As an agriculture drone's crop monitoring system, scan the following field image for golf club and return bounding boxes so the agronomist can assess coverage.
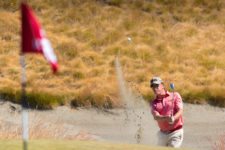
[169,83,175,124]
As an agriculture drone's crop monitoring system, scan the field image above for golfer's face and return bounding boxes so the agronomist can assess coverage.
[152,84,164,95]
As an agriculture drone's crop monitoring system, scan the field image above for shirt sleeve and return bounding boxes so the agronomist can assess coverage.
[150,101,159,116]
[174,92,183,110]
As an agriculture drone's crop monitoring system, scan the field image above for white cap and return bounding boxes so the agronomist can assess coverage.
[150,77,163,87]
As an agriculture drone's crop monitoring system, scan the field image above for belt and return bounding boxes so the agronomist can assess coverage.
[161,125,183,134]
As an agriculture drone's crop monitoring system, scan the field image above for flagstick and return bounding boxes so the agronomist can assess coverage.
[20,54,28,150]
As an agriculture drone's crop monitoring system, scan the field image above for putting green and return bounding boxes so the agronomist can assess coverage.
[0,140,184,150]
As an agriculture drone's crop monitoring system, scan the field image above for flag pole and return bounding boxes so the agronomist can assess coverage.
[20,1,29,149]
[20,0,58,149]
[20,54,28,150]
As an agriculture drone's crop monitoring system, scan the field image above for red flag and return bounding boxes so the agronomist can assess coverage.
[21,2,58,73]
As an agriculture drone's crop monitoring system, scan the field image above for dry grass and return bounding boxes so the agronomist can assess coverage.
[0,0,224,108]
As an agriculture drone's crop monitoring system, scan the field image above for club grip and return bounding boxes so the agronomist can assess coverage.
[170,83,175,90]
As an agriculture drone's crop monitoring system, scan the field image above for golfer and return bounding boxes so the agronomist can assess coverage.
[150,77,184,148]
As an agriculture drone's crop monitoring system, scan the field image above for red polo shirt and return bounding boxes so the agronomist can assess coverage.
[151,91,183,132]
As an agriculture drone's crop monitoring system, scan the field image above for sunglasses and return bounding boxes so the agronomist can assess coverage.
[151,84,159,88]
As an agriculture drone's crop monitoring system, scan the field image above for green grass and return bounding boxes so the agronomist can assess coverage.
[0,140,181,150]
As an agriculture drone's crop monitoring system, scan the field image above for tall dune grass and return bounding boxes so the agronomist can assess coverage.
[0,0,224,109]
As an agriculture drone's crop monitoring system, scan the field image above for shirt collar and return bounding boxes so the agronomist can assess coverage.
[156,91,170,100]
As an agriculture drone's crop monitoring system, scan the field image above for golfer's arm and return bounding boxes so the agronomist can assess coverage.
[152,109,183,122]
[173,109,183,121]
[153,112,169,122]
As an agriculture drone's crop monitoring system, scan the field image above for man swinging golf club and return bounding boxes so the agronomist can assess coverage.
[150,77,184,148]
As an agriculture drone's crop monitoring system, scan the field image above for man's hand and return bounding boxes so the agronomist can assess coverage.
[153,114,173,123]
[168,116,175,124]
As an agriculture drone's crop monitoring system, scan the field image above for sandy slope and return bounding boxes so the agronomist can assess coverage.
[0,101,224,150]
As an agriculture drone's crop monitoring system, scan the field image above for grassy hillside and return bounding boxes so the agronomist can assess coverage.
[0,0,224,109]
